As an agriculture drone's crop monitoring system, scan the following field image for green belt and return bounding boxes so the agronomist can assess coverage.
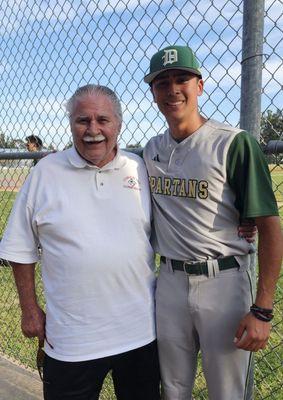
[160,256,239,276]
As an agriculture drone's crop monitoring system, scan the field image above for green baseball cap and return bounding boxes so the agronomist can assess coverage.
[144,45,202,84]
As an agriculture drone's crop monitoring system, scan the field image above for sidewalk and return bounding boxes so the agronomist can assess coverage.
[0,356,43,399]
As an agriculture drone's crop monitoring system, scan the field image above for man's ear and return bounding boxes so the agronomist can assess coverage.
[197,79,204,96]
[150,86,157,103]
[117,122,122,135]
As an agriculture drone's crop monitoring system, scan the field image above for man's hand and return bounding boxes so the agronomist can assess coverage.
[21,304,46,342]
[238,220,257,243]
[11,262,46,342]
[234,312,271,352]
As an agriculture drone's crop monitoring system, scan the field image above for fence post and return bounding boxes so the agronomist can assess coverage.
[240,2,265,398]
[240,0,265,140]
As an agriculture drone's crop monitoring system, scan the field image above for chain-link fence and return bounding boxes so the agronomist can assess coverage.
[0,0,282,399]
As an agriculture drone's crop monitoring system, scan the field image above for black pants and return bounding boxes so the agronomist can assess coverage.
[43,340,160,400]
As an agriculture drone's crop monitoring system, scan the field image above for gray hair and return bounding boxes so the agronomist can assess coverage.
[66,84,122,124]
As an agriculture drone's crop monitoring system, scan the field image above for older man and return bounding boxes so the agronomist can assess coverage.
[0,85,160,400]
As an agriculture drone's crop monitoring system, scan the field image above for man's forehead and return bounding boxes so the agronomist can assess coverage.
[154,69,196,81]
[73,94,113,113]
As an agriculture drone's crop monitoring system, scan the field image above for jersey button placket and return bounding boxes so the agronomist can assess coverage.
[169,148,184,171]
[168,147,177,171]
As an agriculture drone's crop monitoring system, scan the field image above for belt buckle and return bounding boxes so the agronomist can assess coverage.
[183,260,201,276]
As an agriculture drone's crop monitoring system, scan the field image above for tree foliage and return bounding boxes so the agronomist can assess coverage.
[0,132,26,149]
[126,142,142,148]
[260,109,283,144]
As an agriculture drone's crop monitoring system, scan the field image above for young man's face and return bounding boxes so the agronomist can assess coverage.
[151,69,203,125]
[70,94,121,168]
[26,141,38,152]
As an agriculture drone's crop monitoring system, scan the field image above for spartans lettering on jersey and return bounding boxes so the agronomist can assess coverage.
[149,176,208,199]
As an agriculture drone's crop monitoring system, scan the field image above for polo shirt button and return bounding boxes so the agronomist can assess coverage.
[175,159,181,165]
[100,182,104,186]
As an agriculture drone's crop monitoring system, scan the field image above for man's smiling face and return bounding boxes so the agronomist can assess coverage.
[151,69,203,126]
[70,94,121,167]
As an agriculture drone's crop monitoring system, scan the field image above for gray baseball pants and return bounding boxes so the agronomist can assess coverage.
[156,257,254,400]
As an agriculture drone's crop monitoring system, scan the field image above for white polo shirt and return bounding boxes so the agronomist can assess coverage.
[0,146,156,361]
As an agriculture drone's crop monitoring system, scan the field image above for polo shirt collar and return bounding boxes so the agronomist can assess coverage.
[67,145,127,171]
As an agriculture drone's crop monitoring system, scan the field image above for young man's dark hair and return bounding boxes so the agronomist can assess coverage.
[26,135,43,151]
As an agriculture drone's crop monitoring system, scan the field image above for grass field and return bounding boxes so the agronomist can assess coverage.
[270,165,283,220]
[0,191,16,237]
[0,165,282,399]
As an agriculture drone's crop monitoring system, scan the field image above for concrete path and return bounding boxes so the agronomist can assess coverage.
[0,356,43,399]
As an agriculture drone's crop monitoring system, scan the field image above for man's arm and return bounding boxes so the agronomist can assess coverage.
[255,216,282,308]
[234,215,282,351]
[11,262,45,342]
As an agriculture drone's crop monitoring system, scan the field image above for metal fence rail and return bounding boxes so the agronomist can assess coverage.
[0,0,282,399]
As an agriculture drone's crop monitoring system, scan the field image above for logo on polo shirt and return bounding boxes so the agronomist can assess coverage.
[123,176,141,191]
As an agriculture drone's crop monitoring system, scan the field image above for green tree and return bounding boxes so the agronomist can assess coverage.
[0,132,11,148]
[260,109,283,144]
[10,138,26,149]
[126,142,142,149]
[0,132,25,149]
[64,140,73,150]
[47,142,56,151]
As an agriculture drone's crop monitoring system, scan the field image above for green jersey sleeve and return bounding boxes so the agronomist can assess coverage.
[227,131,278,219]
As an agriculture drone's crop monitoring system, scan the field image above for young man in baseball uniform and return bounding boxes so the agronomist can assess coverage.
[143,45,282,400]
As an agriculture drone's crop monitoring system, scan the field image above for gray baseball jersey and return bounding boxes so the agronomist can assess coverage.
[143,119,278,261]
[143,118,278,399]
